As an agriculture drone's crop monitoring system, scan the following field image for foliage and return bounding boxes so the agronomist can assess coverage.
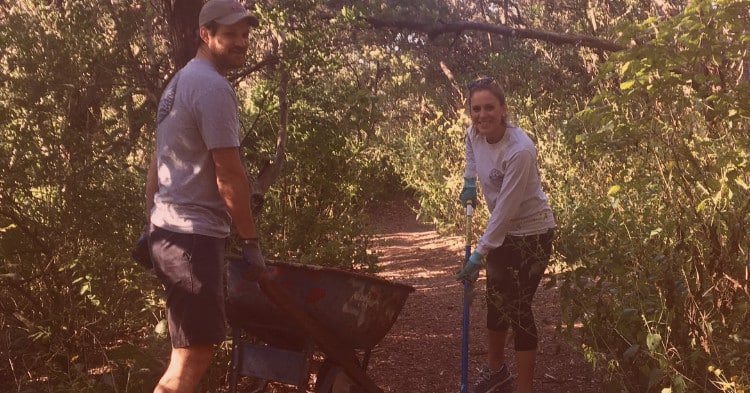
[0,1,166,391]
[559,1,750,391]
[392,113,473,232]
[3,0,749,392]
[237,1,407,271]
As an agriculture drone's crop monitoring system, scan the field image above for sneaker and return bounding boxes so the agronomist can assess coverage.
[473,363,512,393]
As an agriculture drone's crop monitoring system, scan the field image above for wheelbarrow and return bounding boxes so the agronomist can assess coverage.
[226,257,414,393]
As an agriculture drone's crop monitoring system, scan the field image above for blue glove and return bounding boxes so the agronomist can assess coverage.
[455,251,483,283]
[240,238,267,281]
[459,177,478,207]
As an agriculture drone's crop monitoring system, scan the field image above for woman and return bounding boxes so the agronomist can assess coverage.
[456,76,556,393]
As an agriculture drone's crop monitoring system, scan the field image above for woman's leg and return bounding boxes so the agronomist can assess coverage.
[512,230,554,393]
[509,272,542,393]
[485,248,515,370]
[487,328,508,369]
[479,250,516,393]
[515,350,536,393]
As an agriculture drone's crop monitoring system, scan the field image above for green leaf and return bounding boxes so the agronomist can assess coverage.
[620,80,636,90]
[648,367,664,389]
[155,319,169,337]
[696,199,709,212]
[623,344,639,361]
[619,61,633,75]
[647,333,662,351]
[672,375,687,393]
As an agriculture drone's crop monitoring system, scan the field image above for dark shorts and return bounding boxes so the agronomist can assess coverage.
[485,229,554,351]
[149,226,227,348]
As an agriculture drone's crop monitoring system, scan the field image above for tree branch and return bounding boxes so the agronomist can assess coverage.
[363,17,626,52]
[250,32,288,215]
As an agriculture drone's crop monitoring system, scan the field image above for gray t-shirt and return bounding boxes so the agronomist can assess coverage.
[150,59,241,238]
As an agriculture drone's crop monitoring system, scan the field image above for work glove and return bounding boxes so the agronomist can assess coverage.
[240,238,267,281]
[459,177,478,207]
[455,251,483,283]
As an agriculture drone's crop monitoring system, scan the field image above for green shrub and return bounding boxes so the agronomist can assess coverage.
[558,1,750,391]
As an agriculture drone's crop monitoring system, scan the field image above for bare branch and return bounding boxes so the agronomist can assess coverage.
[364,17,626,52]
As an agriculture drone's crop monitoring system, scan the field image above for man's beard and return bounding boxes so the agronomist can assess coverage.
[214,47,246,70]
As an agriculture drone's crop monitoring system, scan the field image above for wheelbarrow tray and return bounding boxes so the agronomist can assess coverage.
[226,258,414,351]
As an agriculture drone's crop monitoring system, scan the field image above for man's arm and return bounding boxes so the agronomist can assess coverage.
[211,146,258,239]
[145,151,158,222]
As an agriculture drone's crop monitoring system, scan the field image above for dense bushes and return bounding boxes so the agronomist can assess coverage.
[560,2,750,391]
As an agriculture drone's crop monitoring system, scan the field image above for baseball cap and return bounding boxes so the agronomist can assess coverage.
[199,0,259,27]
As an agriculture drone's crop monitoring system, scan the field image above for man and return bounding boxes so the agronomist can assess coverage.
[145,1,264,391]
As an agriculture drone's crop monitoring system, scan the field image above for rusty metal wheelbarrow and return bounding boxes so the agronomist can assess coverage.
[226,258,414,393]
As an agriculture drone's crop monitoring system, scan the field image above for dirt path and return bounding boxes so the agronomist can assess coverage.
[364,200,602,393]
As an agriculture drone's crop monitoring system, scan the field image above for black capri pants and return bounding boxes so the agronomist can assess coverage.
[485,229,554,351]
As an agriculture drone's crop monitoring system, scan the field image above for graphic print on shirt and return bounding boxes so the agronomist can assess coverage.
[489,168,504,191]
[157,74,180,125]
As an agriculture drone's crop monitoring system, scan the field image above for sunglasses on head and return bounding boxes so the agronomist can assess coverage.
[468,76,496,91]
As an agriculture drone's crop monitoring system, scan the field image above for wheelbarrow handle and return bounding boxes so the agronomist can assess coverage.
[258,275,384,393]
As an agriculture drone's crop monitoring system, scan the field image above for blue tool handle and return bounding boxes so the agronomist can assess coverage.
[460,202,473,393]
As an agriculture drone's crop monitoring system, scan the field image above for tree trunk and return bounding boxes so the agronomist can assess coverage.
[166,0,202,69]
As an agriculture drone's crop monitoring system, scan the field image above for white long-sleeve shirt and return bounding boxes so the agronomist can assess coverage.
[464,125,556,255]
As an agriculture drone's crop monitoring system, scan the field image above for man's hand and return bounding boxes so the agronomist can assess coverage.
[240,238,266,281]
[455,251,483,283]
[459,177,478,207]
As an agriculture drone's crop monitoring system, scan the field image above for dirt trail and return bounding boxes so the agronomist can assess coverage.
[364,200,602,393]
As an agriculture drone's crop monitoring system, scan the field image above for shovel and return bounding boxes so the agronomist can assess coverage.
[460,202,475,393]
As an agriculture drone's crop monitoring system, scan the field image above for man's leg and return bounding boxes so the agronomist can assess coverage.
[149,228,227,393]
[154,345,213,393]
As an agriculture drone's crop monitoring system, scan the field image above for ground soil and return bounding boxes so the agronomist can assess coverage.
[258,199,601,393]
